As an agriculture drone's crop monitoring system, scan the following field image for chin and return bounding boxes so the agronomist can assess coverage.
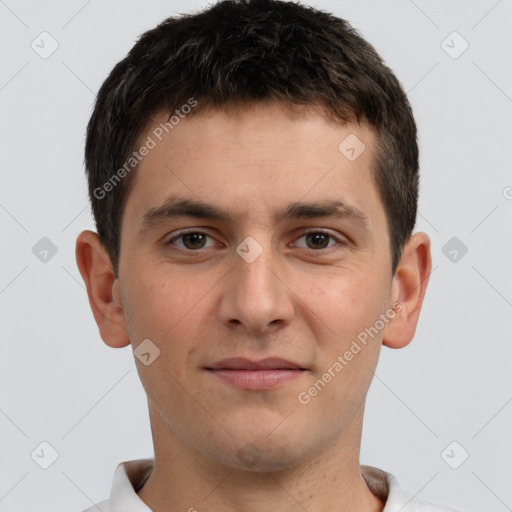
[214,426,312,473]
[231,441,302,472]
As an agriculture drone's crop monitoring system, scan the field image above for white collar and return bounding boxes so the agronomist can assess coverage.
[84,459,459,512]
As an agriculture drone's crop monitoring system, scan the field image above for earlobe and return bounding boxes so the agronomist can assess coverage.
[75,230,131,348]
[382,232,432,349]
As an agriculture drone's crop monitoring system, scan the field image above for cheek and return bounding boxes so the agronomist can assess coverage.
[300,276,385,412]
[122,266,214,379]
[299,270,386,345]
[125,265,204,335]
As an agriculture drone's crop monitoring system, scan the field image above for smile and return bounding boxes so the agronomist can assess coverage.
[205,357,307,390]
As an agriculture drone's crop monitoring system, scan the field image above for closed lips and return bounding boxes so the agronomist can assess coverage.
[206,357,306,370]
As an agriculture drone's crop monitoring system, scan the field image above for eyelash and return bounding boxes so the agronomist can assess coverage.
[166,228,345,252]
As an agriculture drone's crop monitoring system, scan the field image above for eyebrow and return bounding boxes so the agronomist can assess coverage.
[139,196,370,235]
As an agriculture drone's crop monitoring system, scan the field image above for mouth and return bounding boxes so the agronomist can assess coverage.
[205,357,307,390]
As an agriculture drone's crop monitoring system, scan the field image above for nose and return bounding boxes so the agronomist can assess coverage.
[217,242,295,336]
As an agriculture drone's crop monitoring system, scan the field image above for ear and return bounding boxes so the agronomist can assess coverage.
[75,230,130,348]
[382,232,432,349]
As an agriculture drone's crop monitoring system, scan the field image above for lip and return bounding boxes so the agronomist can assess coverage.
[207,357,305,370]
[205,357,307,390]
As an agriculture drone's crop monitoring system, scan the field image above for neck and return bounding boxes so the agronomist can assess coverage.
[137,402,385,512]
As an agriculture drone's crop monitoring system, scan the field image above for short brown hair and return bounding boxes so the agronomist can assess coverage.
[85,0,419,276]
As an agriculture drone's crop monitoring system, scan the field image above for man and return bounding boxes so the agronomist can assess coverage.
[76,1,461,510]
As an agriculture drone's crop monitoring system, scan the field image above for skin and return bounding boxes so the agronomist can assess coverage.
[76,102,431,512]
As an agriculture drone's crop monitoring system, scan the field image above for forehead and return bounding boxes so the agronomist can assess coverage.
[122,102,385,232]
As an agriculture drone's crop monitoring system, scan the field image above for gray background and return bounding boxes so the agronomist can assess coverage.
[1,0,511,510]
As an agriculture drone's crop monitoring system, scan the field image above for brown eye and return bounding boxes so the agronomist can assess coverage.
[294,230,339,250]
[305,232,331,249]
[168,231,216,250]
[182,233,207,249]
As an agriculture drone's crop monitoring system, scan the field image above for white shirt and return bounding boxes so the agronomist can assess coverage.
[83,459,461,512]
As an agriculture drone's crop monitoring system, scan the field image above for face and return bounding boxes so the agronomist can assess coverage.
[116,103,398,470]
